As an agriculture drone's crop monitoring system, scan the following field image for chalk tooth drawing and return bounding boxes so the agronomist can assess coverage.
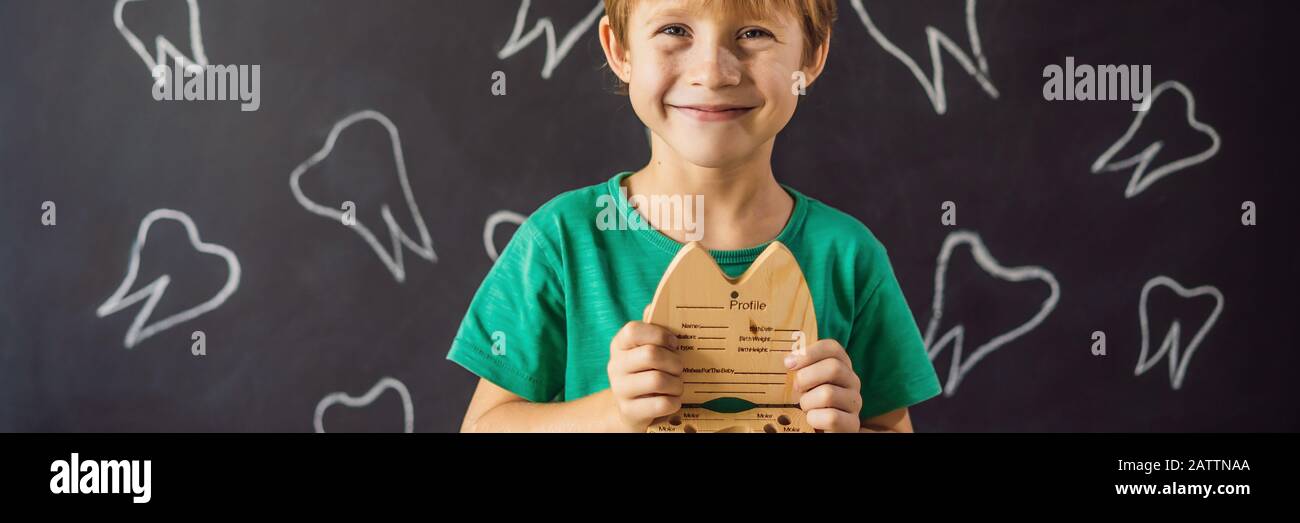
[314,377,414,433]
[923,231,1060,396]
[498,0,604,79]
[849,0,998,115]
[114,0,209,77]
[289,110,437,283]
[1091,81,1221,199]
[97,209,241,349]
[484,210,527,261]
[1136,276,1223,390]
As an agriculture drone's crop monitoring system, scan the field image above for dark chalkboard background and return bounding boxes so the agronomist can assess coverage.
[1,0,1296,432]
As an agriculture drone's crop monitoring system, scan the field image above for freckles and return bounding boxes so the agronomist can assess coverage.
[640,60,678,114]
[659,54,685,86]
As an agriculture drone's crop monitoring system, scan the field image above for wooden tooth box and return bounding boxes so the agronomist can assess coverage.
[644,241,817,433]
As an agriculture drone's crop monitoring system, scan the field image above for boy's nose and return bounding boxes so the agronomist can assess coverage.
[685,44,742,89]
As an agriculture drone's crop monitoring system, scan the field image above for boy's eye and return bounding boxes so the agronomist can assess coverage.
[740,28,774,40]
[659,25,689,37]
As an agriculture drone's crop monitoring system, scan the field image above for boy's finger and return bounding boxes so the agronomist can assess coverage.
[620,345,684,376]
[783,339,849,370]
[623,370,683,398]
[793,358,858,394]
[628,395,681,421]
[798,383,862,414]
[613,321,678,351]
[805,407,859,433]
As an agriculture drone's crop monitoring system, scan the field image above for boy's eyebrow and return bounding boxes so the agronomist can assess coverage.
[641,7,693,26]
[639,4,787,29]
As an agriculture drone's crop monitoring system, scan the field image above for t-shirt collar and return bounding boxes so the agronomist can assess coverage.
[606,170,809,264]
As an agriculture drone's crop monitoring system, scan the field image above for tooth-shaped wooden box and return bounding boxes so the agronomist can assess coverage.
[644,241,817,433]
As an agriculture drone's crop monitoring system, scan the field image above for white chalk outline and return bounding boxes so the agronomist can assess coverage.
[289,110,437,283]
[1091,81,1221,199]
[923,231,1060,396]
[114,0,209,78]
[849,0,999,115]
[498,0,605,79]
[1136,276,1223,390]
[313,377,414,433]
[484,210,527,261]
[96,209,241,349]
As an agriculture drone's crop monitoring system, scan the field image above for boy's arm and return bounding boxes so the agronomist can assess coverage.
[460,378,625,433]
[789,339,923,433]
[860,407,914,433]
[460,320,684,433]
[462,377,916,433]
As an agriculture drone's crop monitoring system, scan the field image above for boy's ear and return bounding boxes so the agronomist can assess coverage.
[598,16,633,84]
[802,29,832,88]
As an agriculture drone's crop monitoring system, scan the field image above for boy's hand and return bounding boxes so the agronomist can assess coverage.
[607,321,684,432]
[785,339,863,432]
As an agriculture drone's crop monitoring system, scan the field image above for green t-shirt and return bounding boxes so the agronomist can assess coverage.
[447,171,941,420]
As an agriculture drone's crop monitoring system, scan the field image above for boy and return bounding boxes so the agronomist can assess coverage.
[448,0,941,432]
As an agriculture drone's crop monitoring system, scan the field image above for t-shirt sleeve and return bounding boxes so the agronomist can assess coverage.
[847,252,943,420]
[445,219,567,403]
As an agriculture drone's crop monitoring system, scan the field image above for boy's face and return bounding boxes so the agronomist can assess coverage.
[602,0,825,169]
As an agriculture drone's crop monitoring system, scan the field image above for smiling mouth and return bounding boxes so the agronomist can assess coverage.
[668,104,755,122]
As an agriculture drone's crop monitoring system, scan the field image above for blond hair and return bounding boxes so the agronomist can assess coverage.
[603,0,837,90]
